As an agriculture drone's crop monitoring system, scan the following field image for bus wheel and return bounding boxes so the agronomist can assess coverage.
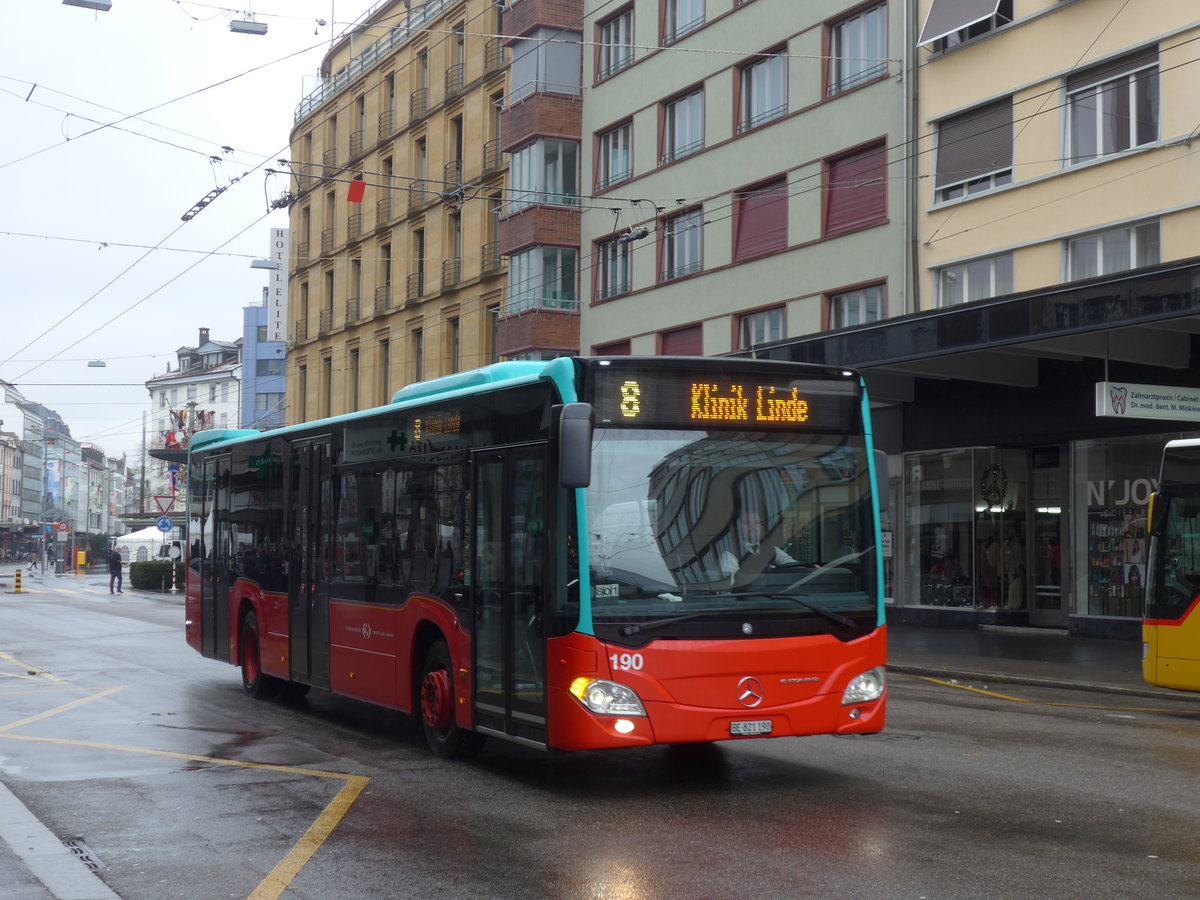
[420,641,484,758]
[240,612,280,699]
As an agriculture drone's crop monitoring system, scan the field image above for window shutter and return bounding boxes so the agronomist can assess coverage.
[1065,46,1158,93]
[660,325,703,356]
[935,98,1013,188]
[734,178,788,262]
[825,142,887,236]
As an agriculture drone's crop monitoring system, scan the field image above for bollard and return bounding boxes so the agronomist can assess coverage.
[13,569,22,594]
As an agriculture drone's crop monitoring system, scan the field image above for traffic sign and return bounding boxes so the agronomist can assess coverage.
[156,516,173,533]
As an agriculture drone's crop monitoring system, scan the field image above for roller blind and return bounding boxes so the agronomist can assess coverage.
[935,98,1013,188]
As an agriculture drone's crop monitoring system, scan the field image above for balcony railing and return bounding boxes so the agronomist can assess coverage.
[347,213,363,243]
[320,229,335,254]
[442,258,461,288]
[378,109,395,141]
[376,196,393,230]
[295,240,311,265]
[445,62,465,96]
[374,284,392,315]
[410,88,428,118]
[443,159,462,185]
[345,296,361,323]
[408,178,432,212]
[504,293,580,315]
[485,38,506,72]
[481,241,501,275]
[322,148,338,170]
[293,319,308,343]
[407,271,425,302]
[482,139,502,175]
[349,130,365,158]
[318,308,334,334]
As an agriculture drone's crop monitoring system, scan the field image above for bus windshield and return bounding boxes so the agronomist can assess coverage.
[586,427,878,643]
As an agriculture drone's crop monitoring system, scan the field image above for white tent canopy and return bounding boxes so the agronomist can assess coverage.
[114,526,169,563]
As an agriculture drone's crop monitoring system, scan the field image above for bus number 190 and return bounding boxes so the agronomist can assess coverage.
[610,652,644,671]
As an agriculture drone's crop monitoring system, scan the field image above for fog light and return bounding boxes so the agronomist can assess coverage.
[614,719,636,734]
[848,708,861,719]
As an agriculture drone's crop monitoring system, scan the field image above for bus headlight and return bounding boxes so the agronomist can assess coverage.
[569,677,647,716]
[842,667,885,705]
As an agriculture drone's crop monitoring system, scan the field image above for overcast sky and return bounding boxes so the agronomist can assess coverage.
[1,0,375,462]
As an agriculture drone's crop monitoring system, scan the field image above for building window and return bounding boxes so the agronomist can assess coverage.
[594,339,632,355]
[662,208,702,281]
[599,8,634,78]
[920,0,1012,50]
[662,89,704,164]
[597,122,632,190]
[830,284,885,328]
[159,391,167,408]
[412,330,423,383]
[449,318,460,373]
[508,247,578,313]
[660,323,703,355]
[509,139,579,211]
[936,253,1013,306]
[738,308,784,350]
[255,393,285,413]
[596,237,633,299]
[824,141,887,236]
[256,325,268,342]
[734,177,787,262]
[664,0,703,44]
[348,348,360,411]
[738,48,786,133]
[208,385,217,402]
[1067,220,1159,281]
[379,338,390,403]
[830,4,887,96]
[509,27,582,103]
[1067,48,1158,165]
[935,98,1013,202]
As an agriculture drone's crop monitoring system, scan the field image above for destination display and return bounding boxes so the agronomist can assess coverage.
[586,363,858,431]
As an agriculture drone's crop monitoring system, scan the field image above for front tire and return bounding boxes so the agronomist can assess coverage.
[420,640,484,758]
[240,612,281,699]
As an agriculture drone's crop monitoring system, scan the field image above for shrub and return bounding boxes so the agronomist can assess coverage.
[129,560,186,592]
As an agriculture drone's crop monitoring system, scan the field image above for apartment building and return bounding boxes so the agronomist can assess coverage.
[285,0,510,422]
[579,0,910,357]
[756,0,1200,637]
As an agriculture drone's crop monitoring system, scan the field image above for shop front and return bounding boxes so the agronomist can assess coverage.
[753,256,1200,640]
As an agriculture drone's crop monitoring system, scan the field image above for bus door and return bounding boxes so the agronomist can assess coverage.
[201,455,231,661]
[288,438,332,689]
[472,445,549,747]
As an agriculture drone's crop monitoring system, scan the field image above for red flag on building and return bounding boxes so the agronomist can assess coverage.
[347,177,366,203]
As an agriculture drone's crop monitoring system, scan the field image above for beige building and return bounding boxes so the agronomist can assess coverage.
[579,0,911,356]
[285,0,509,422]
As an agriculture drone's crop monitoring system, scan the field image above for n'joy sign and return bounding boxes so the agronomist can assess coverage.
[1096,381,1200,423]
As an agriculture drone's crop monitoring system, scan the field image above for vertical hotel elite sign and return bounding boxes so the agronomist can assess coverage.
[267,227,290,343]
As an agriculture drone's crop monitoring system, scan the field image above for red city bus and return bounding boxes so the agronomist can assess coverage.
[184,356,888,756]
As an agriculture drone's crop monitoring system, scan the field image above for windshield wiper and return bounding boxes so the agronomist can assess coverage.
[617,592,858,635]
[731,592,857,630]
[619,611,715,636]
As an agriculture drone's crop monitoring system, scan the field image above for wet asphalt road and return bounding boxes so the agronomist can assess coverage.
[1,573,1197,899]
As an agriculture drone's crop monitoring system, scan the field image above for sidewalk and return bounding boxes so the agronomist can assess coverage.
[886,622,1192,701]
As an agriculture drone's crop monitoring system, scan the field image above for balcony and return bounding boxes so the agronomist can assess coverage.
[442,258,461,288]
[485,38,506,72]
[408,178,432,212]
[482,139,502,176]
[346,212,363,243]
[349,129,365,159]
[504,292,579,315]
[407,271,425,302]
[374,284,392,315]
[378,109,395,141]
[443,159,462,185]
[320,229,335,255]
[318,308,334,334]
[345,296,361,323]
[445,62,465,97]
[376,196,393,230]
[410,88,428,119]
[293,319,308,343]
[322,148,338,170]
[295,240,311,265]
[481,241,501,275]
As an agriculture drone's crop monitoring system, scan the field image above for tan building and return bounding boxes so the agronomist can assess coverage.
[285,0,509,422]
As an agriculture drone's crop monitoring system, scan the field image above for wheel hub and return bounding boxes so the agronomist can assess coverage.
[421,668,452,731]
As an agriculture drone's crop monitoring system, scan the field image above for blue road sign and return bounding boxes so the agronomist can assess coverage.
[156,516,173,533]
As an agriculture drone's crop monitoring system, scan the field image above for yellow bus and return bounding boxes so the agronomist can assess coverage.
[1144,438,1200,691]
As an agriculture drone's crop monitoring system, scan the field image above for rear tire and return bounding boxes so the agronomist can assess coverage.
[420,640,485,759]
[240,612,281,699]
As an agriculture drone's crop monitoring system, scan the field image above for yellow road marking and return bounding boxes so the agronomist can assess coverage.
[0,667,370,899]
[0,651,66,684]
[915,675,1200,715]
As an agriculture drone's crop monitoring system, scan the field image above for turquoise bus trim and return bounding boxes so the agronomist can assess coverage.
[858,376,888,628]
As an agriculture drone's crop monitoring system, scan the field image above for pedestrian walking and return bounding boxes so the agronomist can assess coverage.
[108,547,123,594]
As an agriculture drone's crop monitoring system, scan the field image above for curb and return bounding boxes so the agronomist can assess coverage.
[890,664,1197,702]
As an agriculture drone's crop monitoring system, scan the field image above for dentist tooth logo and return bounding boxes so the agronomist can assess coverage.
[1109,385,1127,415]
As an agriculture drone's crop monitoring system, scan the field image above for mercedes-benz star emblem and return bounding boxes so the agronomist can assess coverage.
[737,676,764,708]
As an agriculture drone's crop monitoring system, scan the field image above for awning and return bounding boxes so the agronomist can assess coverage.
[918,0,1002,46]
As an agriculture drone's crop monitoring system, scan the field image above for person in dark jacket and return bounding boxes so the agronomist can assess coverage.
[108,547,123,594]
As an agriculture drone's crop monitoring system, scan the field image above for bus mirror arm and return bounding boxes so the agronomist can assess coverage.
[874,449,890,514]
[558,402,594,489]
[1148,491,1169,539]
